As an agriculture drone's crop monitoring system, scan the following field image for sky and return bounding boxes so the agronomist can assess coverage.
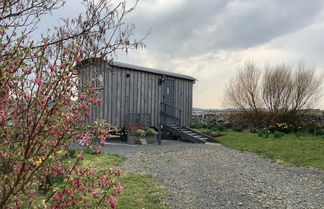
[37,0,324,109]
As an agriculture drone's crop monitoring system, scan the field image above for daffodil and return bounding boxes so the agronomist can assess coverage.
[56,150,67,155]
[34,159,43,166]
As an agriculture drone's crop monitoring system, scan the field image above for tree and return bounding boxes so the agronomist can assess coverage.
[0,0,143,208]
[224,60,262,112]
[224,61,323,127]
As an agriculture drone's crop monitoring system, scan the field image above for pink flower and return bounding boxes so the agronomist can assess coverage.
[115,168,121,176]
[93,99,101,104]
[49,65,56,72]
[113,186,123,195]
[106,196,117,209]
[35,77,43,86]
[77,154,84,161]
[10,66,18,73]
[76,57,82,64]
[100,138,106,146]
[23,68,32,75]
[80,94,86,101]
[34,52,39,57]
[0,152,8,158]
[59,64,65,69]
[92,189,100,198]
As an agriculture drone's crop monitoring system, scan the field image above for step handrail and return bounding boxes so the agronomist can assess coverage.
[160,102,182,136]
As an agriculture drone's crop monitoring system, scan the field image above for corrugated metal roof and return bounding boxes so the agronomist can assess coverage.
[77,58,196,81]
[110,61,196,81]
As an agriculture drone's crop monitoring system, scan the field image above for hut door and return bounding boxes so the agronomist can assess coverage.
[163,79,175,118]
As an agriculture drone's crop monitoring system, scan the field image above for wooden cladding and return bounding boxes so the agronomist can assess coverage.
[79,62,194,128]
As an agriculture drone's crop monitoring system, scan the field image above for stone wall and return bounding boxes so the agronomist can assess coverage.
[192,111,231,126]
[192,111,324,128]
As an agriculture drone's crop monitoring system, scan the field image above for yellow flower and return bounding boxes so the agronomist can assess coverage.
[56,150,67,155]
[34,159,43,166]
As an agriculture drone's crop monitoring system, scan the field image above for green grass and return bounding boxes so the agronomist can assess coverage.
[78,152,168,209]
[194,128,324,170]
[36,151,168,209]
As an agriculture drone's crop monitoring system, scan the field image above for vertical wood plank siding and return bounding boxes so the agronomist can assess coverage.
[80,64,194,128]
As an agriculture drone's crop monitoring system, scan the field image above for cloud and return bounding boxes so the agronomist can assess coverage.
[128,0,323,58]
[118,0,324,109]
[32,0,324,109]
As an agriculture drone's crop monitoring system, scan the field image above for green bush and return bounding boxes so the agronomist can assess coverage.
[233,125,243,132]
[134,129,146,137]
[211,126,218,131]
[250,128,258,133]
[309,127,324,136]
[217,124,226,132]
[258,128,270,138]
[190,120,203,129]
[273,131,284,138]
[223,122,232,129]
[145,128,157,136]
[206,120,216,129]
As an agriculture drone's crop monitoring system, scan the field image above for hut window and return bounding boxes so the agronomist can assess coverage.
[95,72,104,88]
[166,87,170,95]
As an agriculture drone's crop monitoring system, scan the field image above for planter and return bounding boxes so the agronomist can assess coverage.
[145,135,157,144]
[127,135,137,144]
[127,135,157,144]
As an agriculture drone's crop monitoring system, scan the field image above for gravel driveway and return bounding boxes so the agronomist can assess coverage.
[99,140,324,209]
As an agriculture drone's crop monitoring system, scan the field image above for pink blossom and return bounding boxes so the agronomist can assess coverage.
[115,168,121,176]
[80,94,86,101]
[35,77,43,86]
[34,52,38,57]
[0,152,8,158]
[100,138,106,146]
[113,186,123,195]
[82,138,89,146]
[49,140,56,147]
[49,65,56,72]
[92,189,100,198]
[59,64,65,69]
[76,57,82,64]
[106,196,117,209]
[10,66,18,73]
[77,154,84,161]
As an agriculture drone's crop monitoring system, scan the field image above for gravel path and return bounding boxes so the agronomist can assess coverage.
[99,140,324,209]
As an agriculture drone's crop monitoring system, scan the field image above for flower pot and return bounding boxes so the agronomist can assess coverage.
[127,135,137,144]
[145,135,157,144]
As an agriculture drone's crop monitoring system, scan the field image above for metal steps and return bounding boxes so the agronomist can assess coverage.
[164,124,216,144]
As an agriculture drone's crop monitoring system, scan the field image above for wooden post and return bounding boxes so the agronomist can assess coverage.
[158,123,162,145]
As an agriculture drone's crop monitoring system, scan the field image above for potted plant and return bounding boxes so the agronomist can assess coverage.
[144,128,158,143]
[127,123,145,144]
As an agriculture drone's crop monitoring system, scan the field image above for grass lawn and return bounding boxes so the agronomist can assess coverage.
[79,152,169,209]
[36,151,168,209]
[195,128,324,170]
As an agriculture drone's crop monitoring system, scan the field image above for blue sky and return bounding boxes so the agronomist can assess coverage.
[35,0,324,109]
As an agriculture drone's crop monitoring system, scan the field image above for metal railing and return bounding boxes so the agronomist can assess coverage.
[160,102,183,139]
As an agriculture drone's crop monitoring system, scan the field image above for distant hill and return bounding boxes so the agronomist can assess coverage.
[192,107,235,112]
[193,108,324,114]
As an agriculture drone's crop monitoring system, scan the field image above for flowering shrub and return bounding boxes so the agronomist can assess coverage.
[269,123,290,134]
[0,0,143,208]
